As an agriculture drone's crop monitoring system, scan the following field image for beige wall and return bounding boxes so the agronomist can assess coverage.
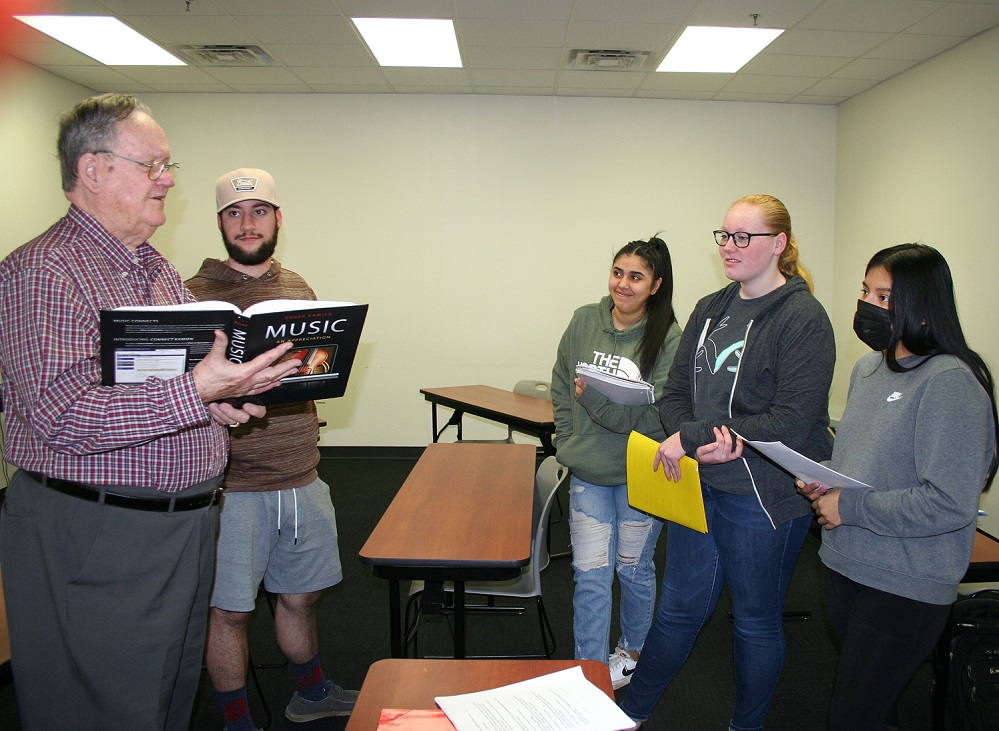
[0,74,836,447]
[834,25,999,530]
[0,55,90,490]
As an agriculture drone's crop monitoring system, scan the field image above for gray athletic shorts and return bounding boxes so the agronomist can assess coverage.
[210,477,344,611]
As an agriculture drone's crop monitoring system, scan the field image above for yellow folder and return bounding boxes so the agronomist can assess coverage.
[627,431,708,533]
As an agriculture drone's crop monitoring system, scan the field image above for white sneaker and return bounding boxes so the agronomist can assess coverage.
[608,646,638,690]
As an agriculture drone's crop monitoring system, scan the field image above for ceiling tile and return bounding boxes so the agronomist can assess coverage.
[803,75,880,95]
[265,44,375,67]
[558,69,644,89]
[770,28,893,55]
[742,52,850,76]
[863,33,967,60]
[471,69,557,87]
[831,57,919,80]
[233,15,356,45]
[565,21,680,52]
[458,18,568,47]
[639,72,730,92]
[453,0,575,21]
[907,1,999,35]
[291,66,388,85]
[462,46,563,69]
[721,73,818,95]
[574,0,696,24]
[797,0,947,33]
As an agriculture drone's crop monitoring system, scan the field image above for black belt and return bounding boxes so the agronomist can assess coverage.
[28,472,222,512]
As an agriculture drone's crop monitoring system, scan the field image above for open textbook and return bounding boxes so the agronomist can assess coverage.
[732,431,871,489]
[435,666,635,731]
[100,299,368,407]
[575,363,654,405]
[626,431,708,533]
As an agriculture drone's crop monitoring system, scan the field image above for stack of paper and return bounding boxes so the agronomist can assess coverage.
[434,666,635,731]
[575,363,654,405]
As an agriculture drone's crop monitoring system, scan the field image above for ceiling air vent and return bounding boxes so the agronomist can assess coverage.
[174,44,275,66]
[567,49,650,71]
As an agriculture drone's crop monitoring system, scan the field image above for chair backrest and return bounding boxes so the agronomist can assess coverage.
[533,455,569,573]
[513,380,552,402]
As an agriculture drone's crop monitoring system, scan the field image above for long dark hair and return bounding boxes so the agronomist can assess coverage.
[868,243,999,489]
[614,236,677,378]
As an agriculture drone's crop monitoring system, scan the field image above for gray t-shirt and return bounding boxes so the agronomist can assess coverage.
[694,290,780,493]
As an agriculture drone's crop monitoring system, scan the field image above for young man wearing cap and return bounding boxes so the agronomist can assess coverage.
[186,169,357,731]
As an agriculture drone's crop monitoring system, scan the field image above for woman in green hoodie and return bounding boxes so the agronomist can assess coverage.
[551,236,682,690]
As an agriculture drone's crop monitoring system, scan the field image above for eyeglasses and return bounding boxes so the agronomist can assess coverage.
[713,230,779,248]
[94,150,180,181]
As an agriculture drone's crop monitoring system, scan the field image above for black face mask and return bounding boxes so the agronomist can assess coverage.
[853,299,892,351]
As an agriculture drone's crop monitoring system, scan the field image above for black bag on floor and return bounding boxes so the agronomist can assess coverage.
[946,589,999,730]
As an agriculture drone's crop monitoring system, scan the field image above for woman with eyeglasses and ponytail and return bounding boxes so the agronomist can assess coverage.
[621,194,836,731]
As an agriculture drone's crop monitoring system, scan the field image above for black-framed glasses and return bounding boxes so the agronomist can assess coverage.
[94,150,179,181]
[713,230,779,248]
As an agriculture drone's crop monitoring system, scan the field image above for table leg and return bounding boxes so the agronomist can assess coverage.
[388,577,403,658]
[454,580,465,659]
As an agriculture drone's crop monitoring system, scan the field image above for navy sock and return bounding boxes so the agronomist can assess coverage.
[290,654,330,702]
[216,686,256,731]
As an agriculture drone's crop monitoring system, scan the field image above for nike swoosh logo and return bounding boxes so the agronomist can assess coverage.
[887,392,903,402]
[622,666,636,676]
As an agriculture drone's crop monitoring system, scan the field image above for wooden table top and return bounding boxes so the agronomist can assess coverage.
[344,658,615,730]
[358,442,536,572]
[420,385,554,426]
[971,528,999,564]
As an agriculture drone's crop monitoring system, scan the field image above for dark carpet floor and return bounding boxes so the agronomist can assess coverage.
[0,454,937,730]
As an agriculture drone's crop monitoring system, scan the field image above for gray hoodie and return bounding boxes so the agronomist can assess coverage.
[660,276,835,527]
[552,295,682,486]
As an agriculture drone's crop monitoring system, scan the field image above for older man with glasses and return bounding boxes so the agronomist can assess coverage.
[0,93,301,731]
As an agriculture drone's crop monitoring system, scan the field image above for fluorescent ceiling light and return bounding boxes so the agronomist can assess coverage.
[657,26,783,73]
[352,18,462,68]
[15,15,184,66]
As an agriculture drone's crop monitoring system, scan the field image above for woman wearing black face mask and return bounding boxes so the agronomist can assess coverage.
[798,243,999,731]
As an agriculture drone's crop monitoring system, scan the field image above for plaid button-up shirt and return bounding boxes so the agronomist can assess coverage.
[0,205,227,491]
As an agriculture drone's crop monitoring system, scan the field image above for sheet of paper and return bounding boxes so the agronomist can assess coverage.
[732,431,870,489]
[435,666,635,731]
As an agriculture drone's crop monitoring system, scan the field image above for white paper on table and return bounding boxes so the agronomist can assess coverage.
[435,666,635,731]
[732,431,871,489]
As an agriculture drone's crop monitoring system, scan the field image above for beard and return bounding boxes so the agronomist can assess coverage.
[222,229,278,266]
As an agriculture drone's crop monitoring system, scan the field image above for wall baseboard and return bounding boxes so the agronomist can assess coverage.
[319,445,425,461]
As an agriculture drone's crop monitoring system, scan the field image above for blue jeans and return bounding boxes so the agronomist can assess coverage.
[569,476,663,661]
[620,485,811,731]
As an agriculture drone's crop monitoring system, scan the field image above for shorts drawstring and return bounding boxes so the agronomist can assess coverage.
[276,488,301,545]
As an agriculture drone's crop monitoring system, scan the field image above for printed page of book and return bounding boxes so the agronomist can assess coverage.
[435,666,634,731]
[575,363,654,406]
[732,431,871,489]
[626,431,707,533]
[111,300,241,312]
[242,298,356,316]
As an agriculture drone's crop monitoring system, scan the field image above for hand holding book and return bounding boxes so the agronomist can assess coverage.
[193,331,300,405]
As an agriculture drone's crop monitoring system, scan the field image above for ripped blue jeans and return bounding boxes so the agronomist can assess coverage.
[569,476,663,661]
